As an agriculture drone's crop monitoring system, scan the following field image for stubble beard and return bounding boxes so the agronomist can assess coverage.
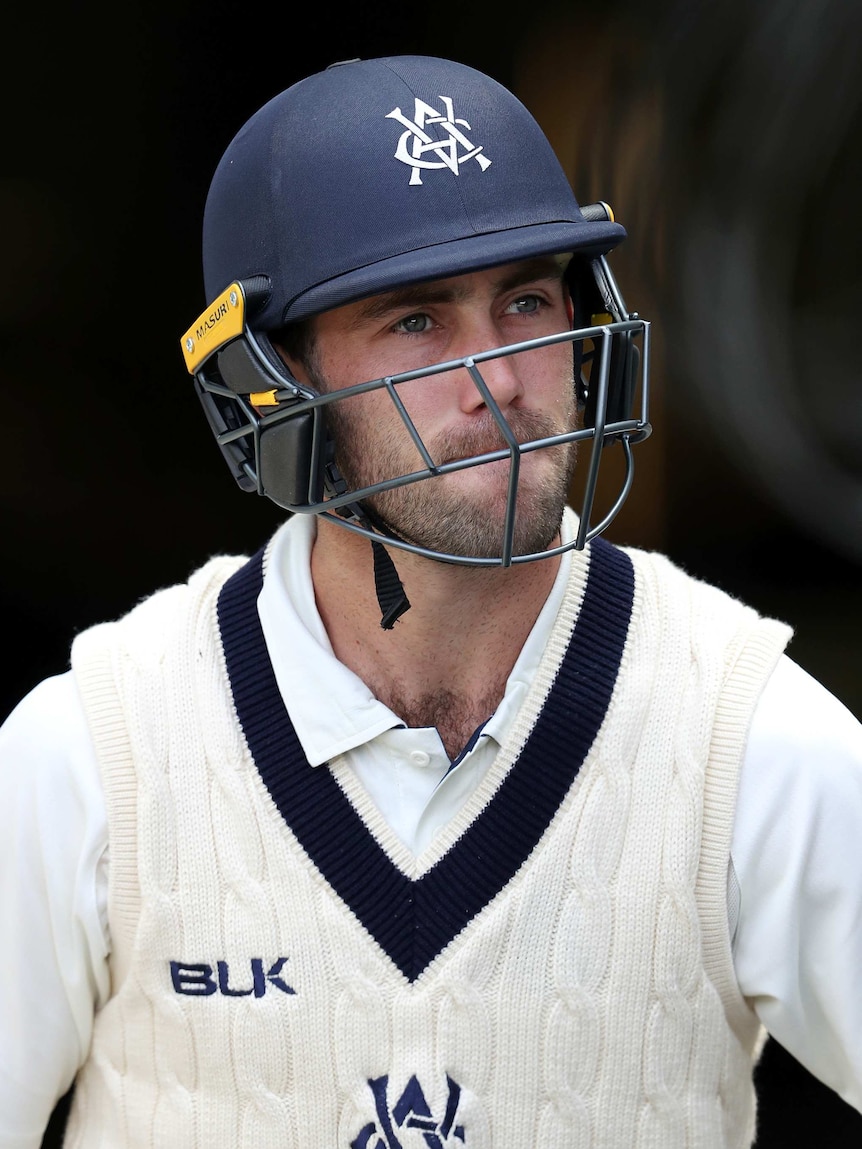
[325,397,579,561]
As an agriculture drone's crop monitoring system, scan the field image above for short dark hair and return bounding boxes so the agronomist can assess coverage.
[270,319,317,371]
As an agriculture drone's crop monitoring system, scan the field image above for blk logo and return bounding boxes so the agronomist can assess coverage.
[386,97,491,186]
[169,958,295,997]
[352,1073,466,1148]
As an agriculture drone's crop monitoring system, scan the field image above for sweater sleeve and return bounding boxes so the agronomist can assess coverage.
[0,671,110,1145]
[731,654,862,1114]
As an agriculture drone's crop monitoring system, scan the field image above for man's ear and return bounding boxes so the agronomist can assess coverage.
[565,284,575,327]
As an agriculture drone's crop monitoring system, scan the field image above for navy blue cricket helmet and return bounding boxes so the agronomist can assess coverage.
[180,55,651,612]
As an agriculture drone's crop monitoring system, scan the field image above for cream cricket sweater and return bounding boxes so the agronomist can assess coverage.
[64,535,791,1148]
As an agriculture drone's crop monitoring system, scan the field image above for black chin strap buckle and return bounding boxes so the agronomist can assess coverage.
[372,541,411,629]
[322,449,411,629]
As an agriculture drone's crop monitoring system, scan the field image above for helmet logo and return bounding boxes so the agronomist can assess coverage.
[386,96,492,186]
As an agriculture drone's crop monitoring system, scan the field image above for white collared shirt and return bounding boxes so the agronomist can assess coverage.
[256,514,568,856]
[1,514,862,1143]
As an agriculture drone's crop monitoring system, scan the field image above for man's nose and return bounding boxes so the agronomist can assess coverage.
[452,319,526,415]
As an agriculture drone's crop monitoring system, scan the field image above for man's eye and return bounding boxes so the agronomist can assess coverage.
[509,294,542,314]
[394,313,432,334]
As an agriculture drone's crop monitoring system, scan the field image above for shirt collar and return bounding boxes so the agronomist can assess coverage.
[256,510,578,766]
[257,514,398,766]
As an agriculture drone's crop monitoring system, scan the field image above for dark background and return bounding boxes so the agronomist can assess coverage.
[4,0,861,1144]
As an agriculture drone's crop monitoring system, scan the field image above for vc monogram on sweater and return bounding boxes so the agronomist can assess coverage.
[64,535,790,1148]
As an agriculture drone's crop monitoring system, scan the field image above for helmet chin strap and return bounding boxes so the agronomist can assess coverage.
[324,451,412,630]
[370,535,412,630]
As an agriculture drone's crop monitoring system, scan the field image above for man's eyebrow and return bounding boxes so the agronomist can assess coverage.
[491,257,567,294]
[349,257,567,328]
[351,282,467,325]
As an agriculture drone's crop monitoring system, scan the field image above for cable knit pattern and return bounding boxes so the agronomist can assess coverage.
[64,538,791,1148]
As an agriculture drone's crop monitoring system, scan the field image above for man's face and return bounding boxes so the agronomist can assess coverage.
[284,257,579,560]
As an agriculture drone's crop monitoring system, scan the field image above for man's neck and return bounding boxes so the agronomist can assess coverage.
[309,519,561,758]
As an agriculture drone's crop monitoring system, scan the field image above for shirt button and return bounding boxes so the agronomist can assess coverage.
[409,750,432,767]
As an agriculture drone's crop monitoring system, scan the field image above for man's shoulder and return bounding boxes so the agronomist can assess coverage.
[604,539,794,663]
[70,552,251,670]
[615,540,768,616]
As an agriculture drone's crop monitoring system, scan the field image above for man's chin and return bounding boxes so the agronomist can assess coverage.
[373,494,565,563]
[354,446,573,560]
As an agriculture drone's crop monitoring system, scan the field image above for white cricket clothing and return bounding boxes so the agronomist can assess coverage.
[0,511,861,1145]
[65,528,787,1144]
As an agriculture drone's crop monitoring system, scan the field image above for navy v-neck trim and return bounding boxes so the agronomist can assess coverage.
[217,537,635,983]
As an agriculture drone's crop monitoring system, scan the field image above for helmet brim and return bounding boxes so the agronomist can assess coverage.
[282,217,626,322]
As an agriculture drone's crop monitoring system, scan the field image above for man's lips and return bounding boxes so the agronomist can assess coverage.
[432,413,568,467]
